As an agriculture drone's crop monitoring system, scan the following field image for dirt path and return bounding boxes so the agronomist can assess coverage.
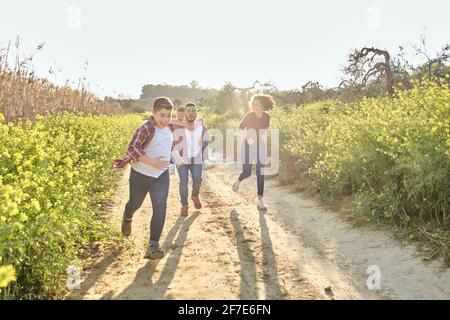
[66,165,450,300]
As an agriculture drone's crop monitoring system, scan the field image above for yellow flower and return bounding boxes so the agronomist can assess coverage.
[30,199,41,212]
[0,265,16,288]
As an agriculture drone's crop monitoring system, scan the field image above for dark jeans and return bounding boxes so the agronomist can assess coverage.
[123,168,170,243]
[177,156,203,206]
[238,142,265,196]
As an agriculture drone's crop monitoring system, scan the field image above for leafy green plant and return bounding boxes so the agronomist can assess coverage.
[0,113,142,299]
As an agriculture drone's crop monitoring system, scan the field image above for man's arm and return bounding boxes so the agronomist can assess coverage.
[171,119,185,127]
[171,118,204,129]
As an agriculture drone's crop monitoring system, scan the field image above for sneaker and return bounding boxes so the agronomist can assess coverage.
[232,179,241,192]
[121,218,132,237]
[191,196,202,209]
[180,205,189,217]
[144,243,164,260]
[257,197,267,211]
[203,160,215,171]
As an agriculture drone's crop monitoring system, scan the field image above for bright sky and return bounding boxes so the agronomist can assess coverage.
[0,0,449,98]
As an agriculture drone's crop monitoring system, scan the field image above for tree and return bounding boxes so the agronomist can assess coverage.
[343,47,394,95]
[190,80,199,89]
[410,35,449,79]
[213,82,240,114]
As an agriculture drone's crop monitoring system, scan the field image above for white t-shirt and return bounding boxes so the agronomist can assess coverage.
[185,125,203,159]
[131,126,173,178]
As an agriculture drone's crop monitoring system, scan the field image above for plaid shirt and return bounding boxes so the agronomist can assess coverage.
[113,116,175,169]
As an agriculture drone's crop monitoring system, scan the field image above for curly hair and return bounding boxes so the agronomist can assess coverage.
[252,94,275,111]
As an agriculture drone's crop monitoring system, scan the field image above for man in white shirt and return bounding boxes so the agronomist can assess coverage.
[172,103,210,216]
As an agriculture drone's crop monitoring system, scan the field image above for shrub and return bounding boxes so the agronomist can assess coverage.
[0,113,142,299]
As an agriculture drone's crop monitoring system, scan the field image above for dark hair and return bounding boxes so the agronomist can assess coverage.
[185,102,197,109]
[153,97,174,112]
[177,107,185,113]
[252,94,275,111]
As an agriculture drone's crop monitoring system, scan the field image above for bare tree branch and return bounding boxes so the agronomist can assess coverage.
[344,47,394,95]
[232,80,273,91]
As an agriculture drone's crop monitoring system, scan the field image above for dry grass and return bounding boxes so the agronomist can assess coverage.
[0,39,121,123]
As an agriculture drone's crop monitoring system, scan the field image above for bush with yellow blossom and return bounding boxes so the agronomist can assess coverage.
[272,78,450,262]
[0,113,142,299]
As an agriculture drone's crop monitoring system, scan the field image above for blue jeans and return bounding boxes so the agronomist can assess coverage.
[239,163,265,196]
[177,157,203,206]
[239,141,265,196]
[123,168,170,243]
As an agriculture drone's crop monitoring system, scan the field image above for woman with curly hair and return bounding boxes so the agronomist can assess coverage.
[232,94,275,210]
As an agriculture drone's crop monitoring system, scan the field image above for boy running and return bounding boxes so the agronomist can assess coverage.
[114,97,174,260]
